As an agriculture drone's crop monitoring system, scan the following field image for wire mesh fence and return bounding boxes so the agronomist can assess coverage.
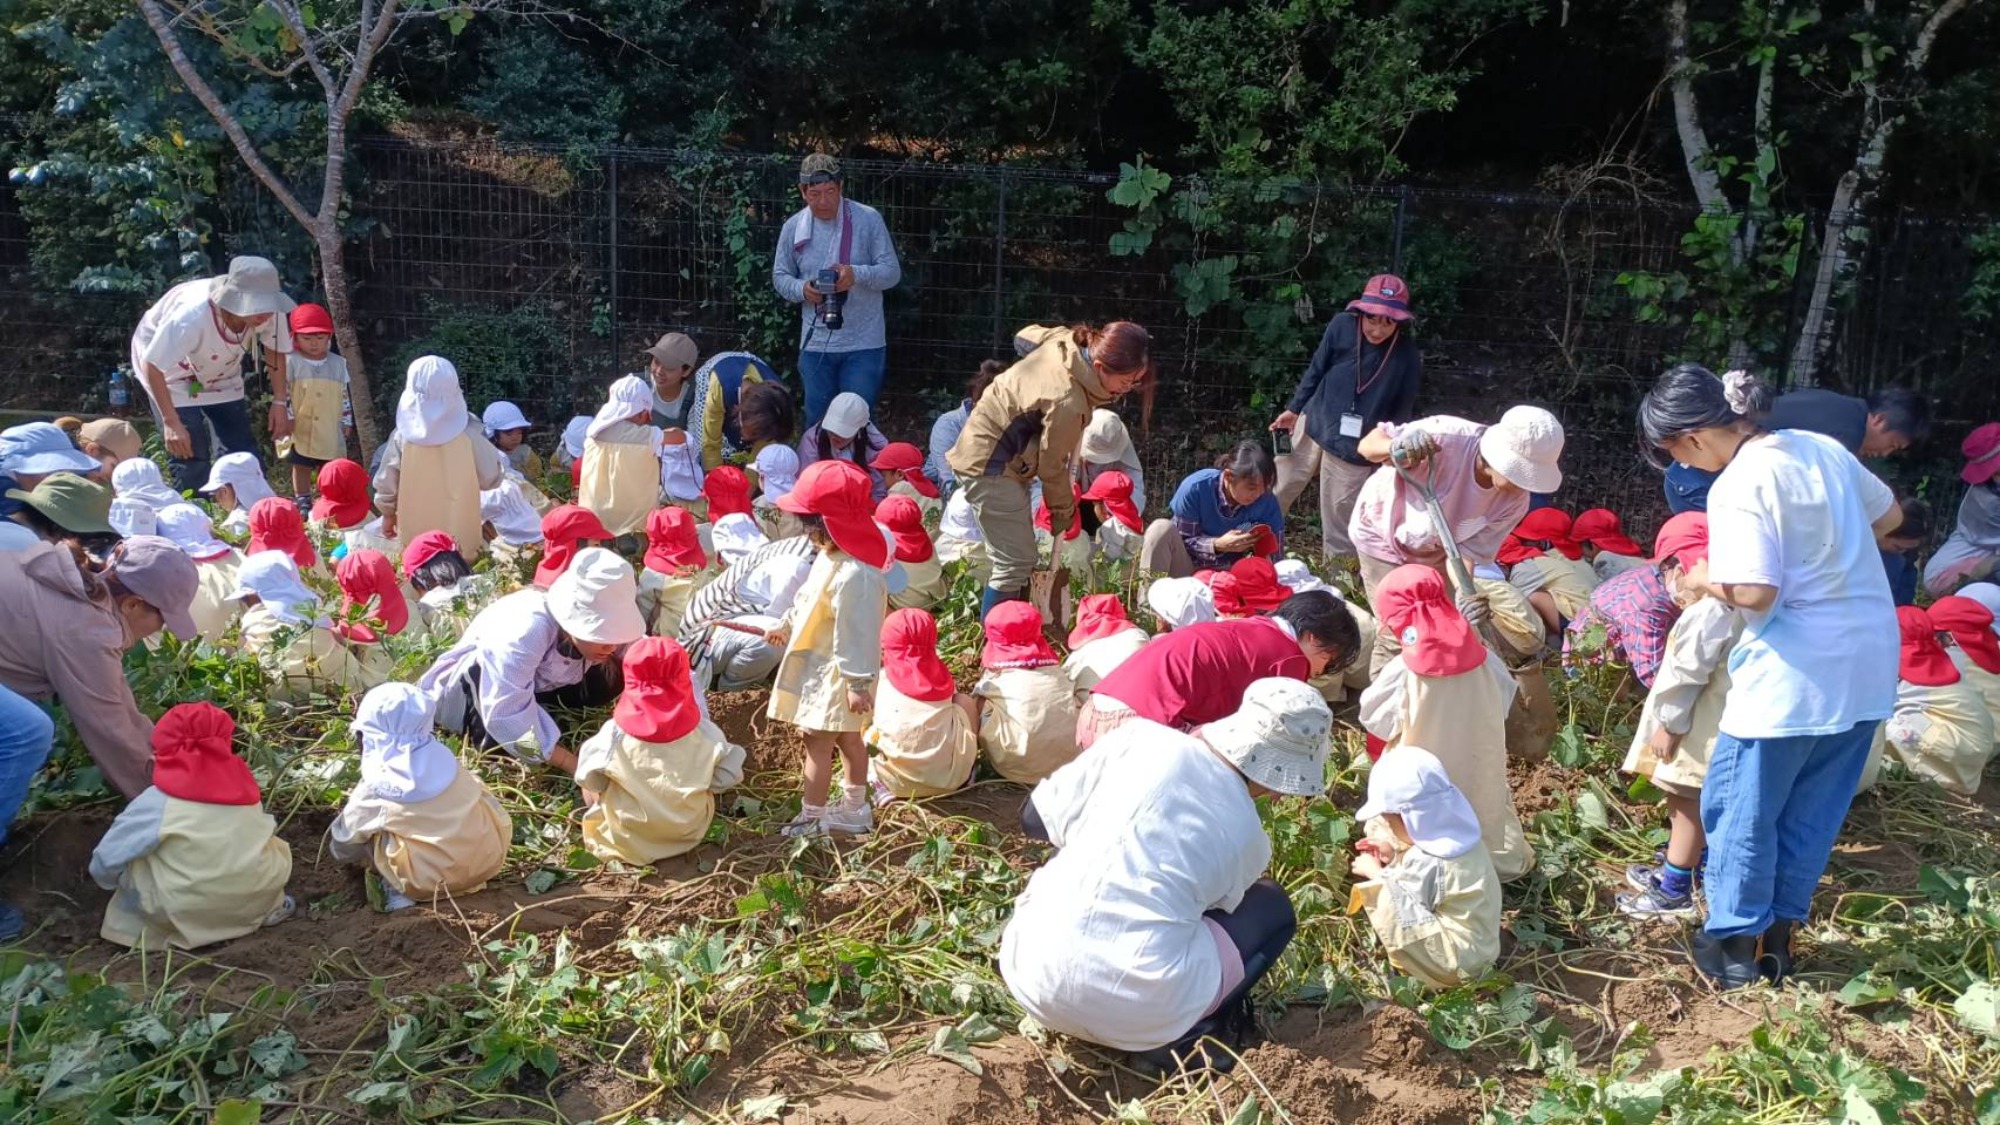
[4,134,1997,530]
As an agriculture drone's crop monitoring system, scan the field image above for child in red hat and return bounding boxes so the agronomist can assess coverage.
[1061,593,1150,696]
[331,549,414,684]
[402,531,486,639]
[1619,515,1736,918]
[764,460,892,837]
[576,637,747,863]
[1078,469,1145,564]
[1572,508,1650,582]
[877,494,944,610]
[1499,508,1599,633]
[535,503,614,589]
[639,507,712,638]
[89,703,294,949]
[1358,565,1532,881]
[283,302,354,503]
[975,602,1081,784]
[871,442,942,518]
[1859,605,1996,796]
[1929,595,2000,732]
[703,465,768,568]
[864,608,979,800]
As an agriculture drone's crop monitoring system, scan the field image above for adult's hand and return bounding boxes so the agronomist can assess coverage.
[1269,410,1299,433]
[802,281,825,307]
[1389,427,1439,469]
[162,417,194,459]
[834,263,857,293]
[267,402,294,440]
[1213,528,1257,554]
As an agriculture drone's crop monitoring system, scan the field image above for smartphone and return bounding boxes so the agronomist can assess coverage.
[1272,428,1293,456]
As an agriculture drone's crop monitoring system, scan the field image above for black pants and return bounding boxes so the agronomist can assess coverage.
[1205,878,1296,1000]
[457,658,623,752]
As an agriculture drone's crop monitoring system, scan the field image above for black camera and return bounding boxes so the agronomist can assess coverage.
[816,267,846,331]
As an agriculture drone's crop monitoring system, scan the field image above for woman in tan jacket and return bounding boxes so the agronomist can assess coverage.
[945,323,1152,620]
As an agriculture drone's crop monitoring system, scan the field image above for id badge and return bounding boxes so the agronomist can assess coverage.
[1339,412,1365,439]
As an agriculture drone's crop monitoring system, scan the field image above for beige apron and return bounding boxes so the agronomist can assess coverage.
[399,434,486,562]
[579,438,660,537]
[288,377,346,462]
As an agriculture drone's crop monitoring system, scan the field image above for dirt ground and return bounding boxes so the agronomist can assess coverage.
[0,689,1971,1125]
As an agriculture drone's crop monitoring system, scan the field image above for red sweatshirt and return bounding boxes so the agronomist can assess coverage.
[1090,617,1310,729]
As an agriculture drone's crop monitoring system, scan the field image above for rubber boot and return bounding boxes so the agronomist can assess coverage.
[1758,918,1797,985]
[979,585,1023,621]
[1690,931,1762,990]
[1131,1010,1240,1077]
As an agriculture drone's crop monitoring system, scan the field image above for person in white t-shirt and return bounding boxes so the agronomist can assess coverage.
[130,257,297,494]
[999,678,1331,1072]
[1638,363,1902,990]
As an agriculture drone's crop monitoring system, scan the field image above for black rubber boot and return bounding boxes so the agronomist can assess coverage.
[1131,996,1252,1076]
[1758,918,1797,985]
[1690,931,1762,990]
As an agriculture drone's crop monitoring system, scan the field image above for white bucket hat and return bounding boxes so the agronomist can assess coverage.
[821,392,870,441]
[711,512,769,568]
[396,356,470,447]
[352,682,461,804]
[1147,575,1218,630]
[1199,677,1332,797]
[199,451,277,507]
[156,502,231,560]
[208,255,295,318]
[1355,745,1483,859]
[1079,409,1134,465]
[112,457,185,510]
[481,401,531,437]
[546,547,645,645]
[1274,558,1328,596]
[940,490,982,541]
[109,497,158,538]
[660,433,705,502]
[588,375,654,440]
[1478,406,1564,494]
[754,443,800,504]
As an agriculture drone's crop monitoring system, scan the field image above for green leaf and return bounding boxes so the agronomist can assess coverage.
[850,1030,890,1054]
[1551,725,1587,768]
[525,868,561,896]
[213,1099,261,1125]
[1840,1082,1885,1125]
[957,1014,1002,1044]
[1227,1095,1263,1125]
[1575,789,1609,830]
[928,1027,984,1076]
[741,1094,789,1121]
[1954,981,2000,1037]
[249,1029,307,1077]
[350,1081,411,1108]
[1837,972,1898,1008]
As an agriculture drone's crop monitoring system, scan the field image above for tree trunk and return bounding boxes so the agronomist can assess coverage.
[319,227,380,460]
[1785,178,1866,387]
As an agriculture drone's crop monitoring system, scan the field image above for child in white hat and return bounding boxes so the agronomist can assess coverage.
[228,550,386,701]
[577,374,662,538]
[935,487,988,576]
[330,683,512,911]
[753,443,805,540]
[373,356,506,560]
[157,502,246,642]
[1349,745,1501,989]
[199,451,277,537]
[481,401,541,478]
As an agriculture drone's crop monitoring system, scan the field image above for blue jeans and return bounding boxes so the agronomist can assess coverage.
[799,347,887,429]
[1701,720,1879,938]
[0,685,56,849]
[164,398,259,494]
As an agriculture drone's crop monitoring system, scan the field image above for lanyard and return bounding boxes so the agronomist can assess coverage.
[1348,324,1399,413]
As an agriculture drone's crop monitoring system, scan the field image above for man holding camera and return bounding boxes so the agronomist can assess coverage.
[772,153,902,429]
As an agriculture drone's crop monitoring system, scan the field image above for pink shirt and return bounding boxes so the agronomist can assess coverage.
[1347,415,1529,569]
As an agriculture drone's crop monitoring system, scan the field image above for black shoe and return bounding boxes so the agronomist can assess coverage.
[1690,931,1761,990]
[1131,999,1251,1076]
[0,902,25,943]
[1758,918,1797,985]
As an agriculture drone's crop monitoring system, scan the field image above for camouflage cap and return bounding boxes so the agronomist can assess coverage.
[799,153,843,183]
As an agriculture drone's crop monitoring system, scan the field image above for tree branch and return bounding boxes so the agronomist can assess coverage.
[261,0,339,100]
[1665,0,1729,214]
[136,0,316,231]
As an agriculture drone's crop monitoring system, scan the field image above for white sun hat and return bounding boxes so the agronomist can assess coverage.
[1355,745,1483,859]
[1198,677,1333,797]
[1477,406,1565,494]
[546,547,645,645]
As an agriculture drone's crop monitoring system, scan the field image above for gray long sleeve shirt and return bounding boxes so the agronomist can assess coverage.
[771,199,900,353]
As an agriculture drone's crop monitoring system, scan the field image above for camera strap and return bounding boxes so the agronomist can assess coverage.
[790,199,856,265]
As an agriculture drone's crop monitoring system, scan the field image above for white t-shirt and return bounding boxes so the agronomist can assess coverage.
[998,721,1269,1051]
[130,278,293,408]
[1706,429,1897,739]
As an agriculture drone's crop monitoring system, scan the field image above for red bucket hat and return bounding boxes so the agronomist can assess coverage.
[614,636,704,744]
[981,601,1058,670]
[881,608,956,702]
[400,530,458,577]
[1511,508,1581,560]
[1212,557,1288,617]
[1651,511,1710,566]
[869,442,940,498]
[151,702,261,806]
[1928,595,2000,674]
[1572,508,1644,557]
[875,495,935,563]
[289,302,335,336]
[777,460,891,569]
[644,506,709,574]
[703,465,754,519]
[1962,423,2000,486]
[1068,593,1138,649]
[1899,605,1960,687]
[1079,470,1144,533]
[536,504,615,588]
[1374,564,1484,677]
[248,496,317,569]
[310,458,372,528]
[333,548,409,643]
[1347,274,1414,322]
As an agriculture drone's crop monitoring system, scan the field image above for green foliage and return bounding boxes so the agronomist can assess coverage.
[384,298,574,415]
[1966,225,2000,324]
[464,27,625,149]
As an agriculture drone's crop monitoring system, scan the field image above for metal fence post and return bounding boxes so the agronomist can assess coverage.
[992,170,1009,353]
[1392,185,1410,273]
[607,149,621,376]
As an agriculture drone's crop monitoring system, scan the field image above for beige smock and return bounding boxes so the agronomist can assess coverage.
[1062,628,1150,698]
[1511,553,1600,621]
[888,479,943,521]
[1350,840,1502,989]
[576,717,746,864]
[1475,577,1546,659]
[975,666,1082,784]
[1624,598,1739,795]
[637,568,706,639]
[767,550,888,733]
[375,429,500,562]
[287,371,348,462]
[1872,677,1997,795]
[1946,648,2000,743]
[90,788,292,950]
[239,605,389,701]
[1359,652,1534,880]
[579,422,662,537]
[187,550,246,643]
[329,767,511,897]
[890,554,948,611]
[866,677,978,799]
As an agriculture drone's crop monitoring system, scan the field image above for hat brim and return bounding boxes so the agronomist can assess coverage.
[644,346,697,370]
[10,489,114,534]
[1963,456,2000,486]
[824,511,889,568]
[1346,298,1413,322]
[1478,434,1563,494]
[10,450,102,476]
[1355,794,1389,822]
[209,282,297,319]
[552,598,646,646]
[159,602,200,641]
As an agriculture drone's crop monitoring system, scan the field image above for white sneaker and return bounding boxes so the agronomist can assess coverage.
[782,805,832,838]
[383,889,416,912]
[824,790,874,835]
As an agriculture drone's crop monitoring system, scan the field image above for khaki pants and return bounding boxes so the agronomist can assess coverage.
[1273,422,1376,558]
[1139,518,1196,578]
[960,476,1039,593]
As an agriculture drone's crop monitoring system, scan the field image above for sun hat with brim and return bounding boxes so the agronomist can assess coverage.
[1212,557,1288,616]
[310,459,372,527]
[79,418,143,462]
[1355,745,1482,859]
[644,506,709,574]
[1899,605,1960,687]
[1198,677,1332,798]
[980,601,1058,670]
[208,256,295,319]
[400,530,459,576]
[1346,274,1415,322]
[615,637,704,744]
[869,442,925,474]
[1651,511,1709,567]
[481,401,531,437]
[108,535,201,640]
[881,608,956,702]
[9,474,114,534]
[225,550,324,626]
[547,548,646,645]
[1512,508,1581,560]
[1962,423,2000,485]
[1374,563,1483,678]
[289,302,335,336]
[1079,409,1134,465]
[200,451,270,496]
[1148,574,1219,630]
[150,702,261,806]
[109,497,157,538]
[756,444,801,502]
[644,332,700,372]
[1477,405,1564,494]
[1,421,99,477]
[874,494,934,563]
[1273,559,1329,596]
[820,393,871,441]
[776,460,890,569]
[1571,508,1644,557]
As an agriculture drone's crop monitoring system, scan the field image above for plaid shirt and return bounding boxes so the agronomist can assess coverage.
[1565,564,1679,687]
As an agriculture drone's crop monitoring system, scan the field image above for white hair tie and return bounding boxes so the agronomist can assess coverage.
[1720,369,1757,416]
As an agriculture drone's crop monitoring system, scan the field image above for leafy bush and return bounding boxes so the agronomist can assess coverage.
[382,298,576,418]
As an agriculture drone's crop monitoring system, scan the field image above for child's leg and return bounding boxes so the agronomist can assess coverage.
[954,692,981,730]
[291,461,314,496]
[800,729,838,807]
[1663,792,1706,869]
[836,731,869,788]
